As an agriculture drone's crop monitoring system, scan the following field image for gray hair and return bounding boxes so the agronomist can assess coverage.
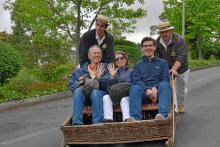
[88,45,102,54]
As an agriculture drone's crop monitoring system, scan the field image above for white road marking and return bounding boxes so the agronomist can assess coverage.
[0,127,58,145]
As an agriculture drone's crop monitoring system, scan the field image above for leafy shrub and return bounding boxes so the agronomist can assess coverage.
[0,61,72,103]
[189,59,220,68]
[0,41,21,85]
[0,85,25,103]
[38,63,75,82]
[0,66,69,103]
[7,68,40,93]
[0,80,67,103]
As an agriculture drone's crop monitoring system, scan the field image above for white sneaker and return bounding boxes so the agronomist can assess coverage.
[124,117,136,122]
[155,114,165,120]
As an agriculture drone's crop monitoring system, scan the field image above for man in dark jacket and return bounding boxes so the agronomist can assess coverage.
[155,21,190,114]
[79,15,114,66]
[129,37,171,120]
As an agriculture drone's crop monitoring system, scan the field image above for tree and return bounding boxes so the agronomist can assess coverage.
[0,41,21,85]
[161,0,220,60]
[4,0,73,68]
[5,0,146,65]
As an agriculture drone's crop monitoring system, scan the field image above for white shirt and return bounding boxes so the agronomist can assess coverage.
[159,35,172,50]
[96,33,105,46]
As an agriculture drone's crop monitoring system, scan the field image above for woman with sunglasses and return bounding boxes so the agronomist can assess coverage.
[103,51,135,122]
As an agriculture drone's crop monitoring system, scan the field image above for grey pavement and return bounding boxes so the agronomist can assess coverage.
[0,64,219,112]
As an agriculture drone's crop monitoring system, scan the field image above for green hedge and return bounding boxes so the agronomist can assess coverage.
[189,58,220,69]
[0,41,21,85]
[38,63,75,82]
[0,63,75,103]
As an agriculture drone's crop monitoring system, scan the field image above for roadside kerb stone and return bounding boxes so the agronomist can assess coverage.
[0,91,72,112]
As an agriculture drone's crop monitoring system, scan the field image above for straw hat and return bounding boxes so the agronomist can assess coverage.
[96,15,110,25]
[157,21,174,32]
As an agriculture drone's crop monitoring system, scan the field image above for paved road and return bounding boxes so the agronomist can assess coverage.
[1,66,220,147]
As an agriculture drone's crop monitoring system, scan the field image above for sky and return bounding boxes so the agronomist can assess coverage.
[124,0,164,42]
[0,0,164,43]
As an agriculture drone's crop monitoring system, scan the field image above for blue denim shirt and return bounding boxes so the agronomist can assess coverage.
[108,66,132,86]
[132,56,169,90]
[68,62,109,93]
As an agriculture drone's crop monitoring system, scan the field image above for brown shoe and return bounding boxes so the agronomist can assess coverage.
[178,104,185,114]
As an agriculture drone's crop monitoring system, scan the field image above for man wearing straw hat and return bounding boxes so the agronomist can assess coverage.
[79,15,114,66]
[155,21,190,114]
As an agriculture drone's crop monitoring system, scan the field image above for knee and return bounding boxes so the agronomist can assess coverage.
[120,97,129,104]
[73,87,84,97]
[130,85,144,93]
[129,85,144,97]
[90,89,99,97]
[103,95,111,103]
[159,82,170,89]
[91,89,103,101]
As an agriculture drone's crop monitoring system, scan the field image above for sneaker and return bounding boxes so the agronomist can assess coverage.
[178,104,185,114]
[155,114,165,120]
[124,117,136,122]
[103,119,113,123]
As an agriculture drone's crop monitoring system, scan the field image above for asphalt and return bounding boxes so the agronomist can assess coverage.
[0,64,219,112]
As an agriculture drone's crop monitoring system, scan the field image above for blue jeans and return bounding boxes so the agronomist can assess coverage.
[129,82,171,120]
[72,87,106,125]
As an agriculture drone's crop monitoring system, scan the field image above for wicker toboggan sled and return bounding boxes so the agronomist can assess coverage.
[60,76,177,147]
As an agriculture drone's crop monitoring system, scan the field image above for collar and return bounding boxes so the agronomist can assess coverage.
[159,34,173,49]
[142,56,157,62]
[96,33,106,45]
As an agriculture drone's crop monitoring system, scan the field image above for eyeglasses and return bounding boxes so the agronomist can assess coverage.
[143,44,154,47]
[114,57,125,61]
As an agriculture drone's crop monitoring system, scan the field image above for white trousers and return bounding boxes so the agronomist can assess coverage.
[103,95,130,121]
[175,69,190,106]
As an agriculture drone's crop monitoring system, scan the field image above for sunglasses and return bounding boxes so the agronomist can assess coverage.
[114,56,125,61]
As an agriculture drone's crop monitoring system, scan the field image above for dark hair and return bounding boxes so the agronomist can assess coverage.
[114,51,128,67]
[141,37,156,47]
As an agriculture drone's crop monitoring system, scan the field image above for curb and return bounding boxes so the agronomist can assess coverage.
[0,64,220,112]
[0,91,72,112]
[190,64,220,72]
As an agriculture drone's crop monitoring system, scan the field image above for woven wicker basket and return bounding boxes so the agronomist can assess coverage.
[61,115,172,145]
[61,76,176,146]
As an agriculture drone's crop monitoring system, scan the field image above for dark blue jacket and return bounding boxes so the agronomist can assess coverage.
[79,29,114,66]
[68,62,109,93]
[132,56,169,90]
[108,66,132,86]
